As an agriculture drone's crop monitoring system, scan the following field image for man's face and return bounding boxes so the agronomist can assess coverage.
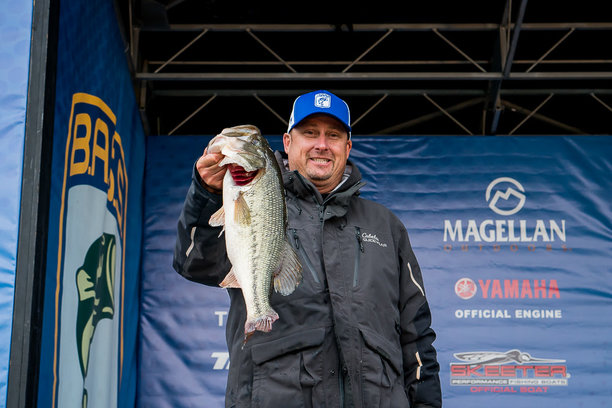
[283,114,352,194]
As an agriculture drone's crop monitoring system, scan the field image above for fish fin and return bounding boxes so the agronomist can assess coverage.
[219,268,241,289]
[234,192,251,225]
[273,239,303,296]
[209,207,225,227]
[244,310,279,336]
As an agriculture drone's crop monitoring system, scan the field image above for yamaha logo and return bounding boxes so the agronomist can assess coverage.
[455,278,477,299]
[314,93,331,108]
[485,177,526,216]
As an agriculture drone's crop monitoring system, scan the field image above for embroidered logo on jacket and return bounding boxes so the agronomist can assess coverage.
[362,232,388,247]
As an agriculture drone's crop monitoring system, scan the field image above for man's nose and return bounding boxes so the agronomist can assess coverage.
[314,132,329,149]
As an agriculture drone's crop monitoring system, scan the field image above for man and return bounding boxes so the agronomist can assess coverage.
[173,90,442,407]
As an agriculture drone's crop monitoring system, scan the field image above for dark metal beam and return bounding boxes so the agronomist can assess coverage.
[489,0,529,135]
[138,22,612,32]
[136,71,612,81]
[144,58,612,67]
[501,99,585,134]
[373,97,484,134]
[151,88,612,97]
[8,0,58,406]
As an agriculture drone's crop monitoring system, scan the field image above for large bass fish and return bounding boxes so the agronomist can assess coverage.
[207,125,302,342]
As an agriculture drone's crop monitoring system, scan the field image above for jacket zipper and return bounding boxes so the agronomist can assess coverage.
[339,367,345,407]
[353,227,364,287]
[290,228,321,284]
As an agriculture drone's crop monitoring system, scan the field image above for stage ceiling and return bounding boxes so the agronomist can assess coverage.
[117,0,612,136]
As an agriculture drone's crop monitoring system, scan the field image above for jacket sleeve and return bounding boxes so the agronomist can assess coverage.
[172,164,232,286]
[397,225,442,408]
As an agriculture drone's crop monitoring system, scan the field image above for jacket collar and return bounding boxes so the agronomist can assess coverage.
[274,151,365,214]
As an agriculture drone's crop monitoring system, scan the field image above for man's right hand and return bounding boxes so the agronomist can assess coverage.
[196,148,226,194]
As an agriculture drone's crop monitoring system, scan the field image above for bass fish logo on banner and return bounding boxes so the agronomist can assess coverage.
[54,93,128,408]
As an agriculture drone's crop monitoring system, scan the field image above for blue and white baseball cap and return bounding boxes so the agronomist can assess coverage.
[287,90,352,137]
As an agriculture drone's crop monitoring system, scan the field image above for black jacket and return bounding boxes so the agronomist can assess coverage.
[173,151,442,408]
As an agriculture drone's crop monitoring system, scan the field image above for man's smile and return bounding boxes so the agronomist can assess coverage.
[309,157,332,164]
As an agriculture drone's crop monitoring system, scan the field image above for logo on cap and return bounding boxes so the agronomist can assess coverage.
[314,93,331,109]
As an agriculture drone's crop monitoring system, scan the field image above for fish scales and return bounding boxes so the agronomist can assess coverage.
[224,162,283,319]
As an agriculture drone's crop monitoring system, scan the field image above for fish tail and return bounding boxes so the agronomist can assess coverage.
[245,310,279,335]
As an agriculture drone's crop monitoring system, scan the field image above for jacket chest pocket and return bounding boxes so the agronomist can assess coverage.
[289,227,324,291]
[350,226,395,289]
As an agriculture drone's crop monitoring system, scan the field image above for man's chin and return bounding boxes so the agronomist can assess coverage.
[305,170,332,182]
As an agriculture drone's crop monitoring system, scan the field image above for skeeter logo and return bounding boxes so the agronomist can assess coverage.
[450,349,569,393]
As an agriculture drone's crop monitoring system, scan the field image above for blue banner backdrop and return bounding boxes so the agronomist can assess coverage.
[0,1,34,405]
[140,135,612,407]
[37,1,145,407]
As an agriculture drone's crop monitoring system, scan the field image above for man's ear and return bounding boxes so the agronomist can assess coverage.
[283,132,291,153]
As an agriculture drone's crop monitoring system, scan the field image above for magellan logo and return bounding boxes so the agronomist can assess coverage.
[443,177,568,251]
[486,177,525,216]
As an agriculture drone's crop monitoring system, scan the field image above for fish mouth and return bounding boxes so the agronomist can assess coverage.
[229,164,259,186]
